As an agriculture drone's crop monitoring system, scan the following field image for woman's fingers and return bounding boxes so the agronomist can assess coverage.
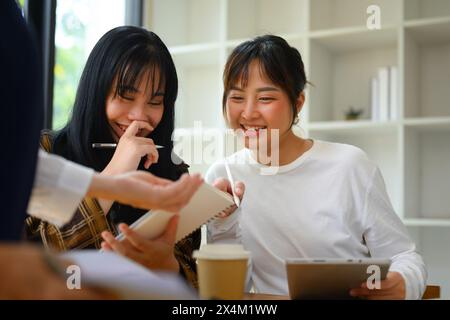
[170,174,201,198]
[132,140,158,169]
[380,272,403,290]
[122,124,159,168]
[105,122,157,175]
[350,288,386,297]
[350,283,402,298]
[122,172,202,212]
[119,223,151,252]
[122,173,186,212]
[361,278,396,291]
[101,241,113,251]
[158,176,192,211]
[143,145,159,168]
[123,120,153,138]
[213,177,230,193]
[213,178,245,201]
[101,231,142,261]
[185,174,203,195]
[159,214,179,244]
[235,181,245,200]
[212,178,243,218]
[130,171,172,186]
[172,174,203,207]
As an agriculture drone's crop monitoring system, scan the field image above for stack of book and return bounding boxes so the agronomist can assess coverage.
[370,66,398,122]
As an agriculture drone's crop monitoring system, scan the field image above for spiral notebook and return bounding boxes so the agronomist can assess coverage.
[116,183,236,243]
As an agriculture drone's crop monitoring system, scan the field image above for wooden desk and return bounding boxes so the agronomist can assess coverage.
[422,285,440,299]
[244,293,289,300]
[244,285,440,300]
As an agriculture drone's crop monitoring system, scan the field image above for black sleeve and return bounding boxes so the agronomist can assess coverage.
[0,0,43,241]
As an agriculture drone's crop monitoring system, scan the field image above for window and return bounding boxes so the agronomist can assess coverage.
[53,0,127,129]
[16,0,25,16]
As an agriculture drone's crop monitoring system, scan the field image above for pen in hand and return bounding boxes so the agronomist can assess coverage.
[92,143,164,149]
[224,161,240,207]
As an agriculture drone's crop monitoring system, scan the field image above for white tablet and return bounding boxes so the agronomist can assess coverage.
[285,258,391,299]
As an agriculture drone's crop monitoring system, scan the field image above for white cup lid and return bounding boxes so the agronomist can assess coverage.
[193,244,250,260]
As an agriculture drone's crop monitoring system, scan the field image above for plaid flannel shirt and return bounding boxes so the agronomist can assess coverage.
[25,132,200,288]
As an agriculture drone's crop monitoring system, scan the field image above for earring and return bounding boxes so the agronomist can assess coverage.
[294,115,300,125]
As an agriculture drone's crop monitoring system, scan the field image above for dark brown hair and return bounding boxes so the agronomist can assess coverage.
[223,35,308,126]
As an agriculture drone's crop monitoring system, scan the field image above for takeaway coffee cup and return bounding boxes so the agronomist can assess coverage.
[193,244,250,300]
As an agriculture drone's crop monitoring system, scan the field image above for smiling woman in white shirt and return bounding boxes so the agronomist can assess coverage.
[205,35,427,300]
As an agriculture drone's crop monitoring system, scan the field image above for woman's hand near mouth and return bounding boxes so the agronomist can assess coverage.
[102,120,158,176]
[99,120,158,215]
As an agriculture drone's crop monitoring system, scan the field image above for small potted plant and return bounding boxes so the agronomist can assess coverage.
[345,106,364,121]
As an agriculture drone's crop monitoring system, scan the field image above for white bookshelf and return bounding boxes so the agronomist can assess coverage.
[145,0,450,298]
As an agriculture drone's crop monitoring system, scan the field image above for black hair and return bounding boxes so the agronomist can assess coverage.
[223,34,308,126]
[54,26,177,174]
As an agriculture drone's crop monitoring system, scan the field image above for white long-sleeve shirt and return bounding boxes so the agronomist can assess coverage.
[27,150,94,226]
[206,140,427,300]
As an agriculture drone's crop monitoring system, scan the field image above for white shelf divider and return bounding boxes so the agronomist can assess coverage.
[308,25,399,53]
[308,120,399,131]
[404,218,450,227]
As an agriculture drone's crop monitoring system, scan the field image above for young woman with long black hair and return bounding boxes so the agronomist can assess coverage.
[25,26,201,287]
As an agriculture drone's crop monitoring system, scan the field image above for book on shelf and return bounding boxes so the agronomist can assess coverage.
[378,67,390,122]
[371,76,379,122]
[389,66,398,120]
[370,66,398,122]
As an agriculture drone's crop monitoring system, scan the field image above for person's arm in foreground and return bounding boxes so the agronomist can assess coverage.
[89,170,203,213]
[28,150,203,226]
[0,244,115,299]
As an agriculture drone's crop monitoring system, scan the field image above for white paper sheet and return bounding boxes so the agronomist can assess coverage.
[61,250,198,300]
